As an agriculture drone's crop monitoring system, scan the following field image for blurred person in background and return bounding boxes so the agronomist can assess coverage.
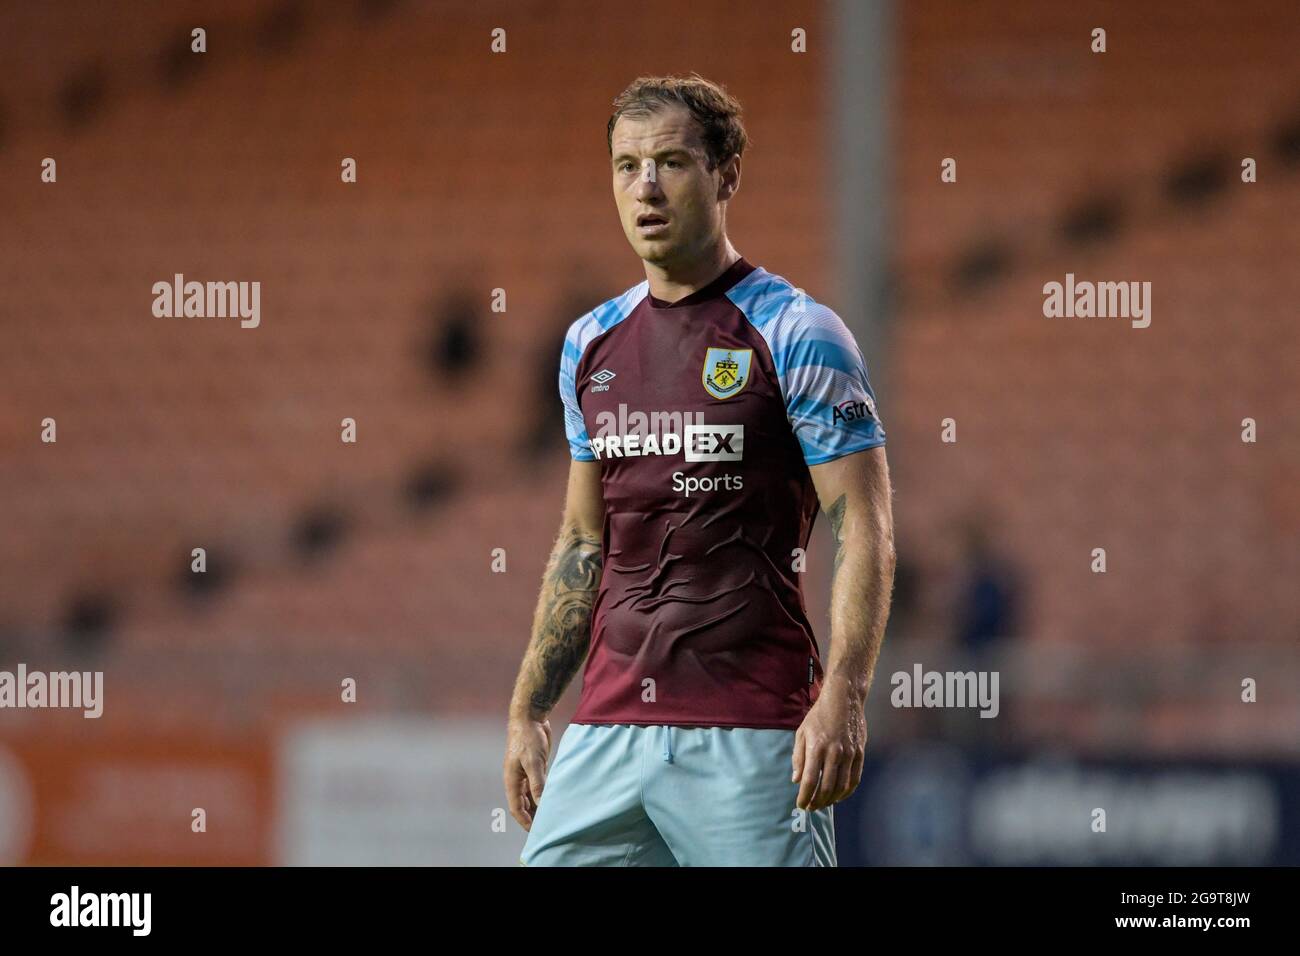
[953,516,1021,653]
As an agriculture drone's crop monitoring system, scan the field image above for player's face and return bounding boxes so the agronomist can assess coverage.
[610,105,734,269]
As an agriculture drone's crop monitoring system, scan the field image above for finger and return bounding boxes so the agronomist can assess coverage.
[846,748,865,798]
[523,756,548,804]
[795,744,823,811]
[811,747,842,811]
[504,764,529,828]
[791,729,805,783]
[519,781,536,830]
[827,753,855,807]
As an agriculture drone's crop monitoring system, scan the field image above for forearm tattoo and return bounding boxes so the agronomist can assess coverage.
[527,528,603,715]
[826,493,848,583]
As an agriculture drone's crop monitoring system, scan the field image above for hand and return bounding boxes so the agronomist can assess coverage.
[791,678,867,812]
[503,714,553,831]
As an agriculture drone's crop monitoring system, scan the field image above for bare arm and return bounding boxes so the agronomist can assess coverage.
[504,458,603,829]
[814,444,895,703]
[792,445,896,811]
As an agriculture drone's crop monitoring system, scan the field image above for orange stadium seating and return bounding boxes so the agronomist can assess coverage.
[0,0,1295,749]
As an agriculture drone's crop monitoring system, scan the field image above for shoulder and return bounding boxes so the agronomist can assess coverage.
[724,265,807,329]
[562,279,650,364]
[726,267,860,368]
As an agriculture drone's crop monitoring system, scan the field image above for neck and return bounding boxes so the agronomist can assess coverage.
[644,238,741,303]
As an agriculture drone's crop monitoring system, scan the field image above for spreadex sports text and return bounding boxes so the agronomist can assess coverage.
[589,421,746,498]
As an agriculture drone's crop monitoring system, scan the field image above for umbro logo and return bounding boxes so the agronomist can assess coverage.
[590,368,617,392]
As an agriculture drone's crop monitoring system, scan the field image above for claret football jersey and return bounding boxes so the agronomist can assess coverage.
[559,257,885,729]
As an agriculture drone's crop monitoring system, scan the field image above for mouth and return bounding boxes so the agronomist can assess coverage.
[636,213,670,236]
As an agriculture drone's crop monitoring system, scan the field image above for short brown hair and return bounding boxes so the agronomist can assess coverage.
[607,73,749,171]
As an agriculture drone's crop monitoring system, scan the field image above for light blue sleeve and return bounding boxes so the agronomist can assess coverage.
[557,280,649,461]
[767,302,886,466]
[559,321,597,462]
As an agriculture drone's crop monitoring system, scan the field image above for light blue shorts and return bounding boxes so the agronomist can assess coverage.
[519,723,836,867]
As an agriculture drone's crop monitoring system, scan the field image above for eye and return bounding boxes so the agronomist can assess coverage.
[618,161,636,173]
[664,159,682,169]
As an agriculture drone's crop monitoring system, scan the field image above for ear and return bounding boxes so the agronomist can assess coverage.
[717,153,742,202]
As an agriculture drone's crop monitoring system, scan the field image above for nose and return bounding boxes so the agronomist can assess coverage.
[633,160,664,202]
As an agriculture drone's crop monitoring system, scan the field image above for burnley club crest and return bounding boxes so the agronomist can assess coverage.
[702,347,753,400]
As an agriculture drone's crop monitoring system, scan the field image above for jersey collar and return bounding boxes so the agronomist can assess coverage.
[645,257,757,309]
